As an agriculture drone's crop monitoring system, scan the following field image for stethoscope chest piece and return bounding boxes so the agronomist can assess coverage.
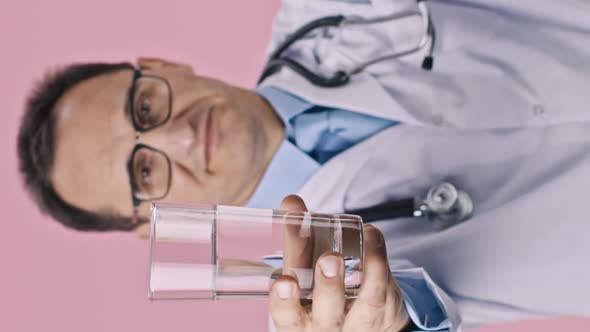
[418,182,474,229]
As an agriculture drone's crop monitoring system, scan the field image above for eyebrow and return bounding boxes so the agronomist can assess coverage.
[123,83,134,124]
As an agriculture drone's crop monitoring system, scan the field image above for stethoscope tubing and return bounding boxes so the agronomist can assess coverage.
[345,198,416,223]
[258,0,436,87]
[257,0,475,229]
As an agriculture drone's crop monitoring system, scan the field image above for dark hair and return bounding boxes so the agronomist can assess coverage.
[17,62,140,232]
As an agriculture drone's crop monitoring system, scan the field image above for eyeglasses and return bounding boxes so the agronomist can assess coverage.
[125,69,173,223]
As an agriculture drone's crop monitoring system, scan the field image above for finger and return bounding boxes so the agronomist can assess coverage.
[281,195,313,279]
[311,253,346,331]
[383,279,410,331]
[280,194,308,212]
[218,259,274,276]
[358,225,390,305]
[347,225,410,331]
[269,276,308,331]
[283,222,313,279]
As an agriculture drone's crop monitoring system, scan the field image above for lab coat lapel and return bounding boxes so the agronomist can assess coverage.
[296,126,390,212]
[298,122,590,323]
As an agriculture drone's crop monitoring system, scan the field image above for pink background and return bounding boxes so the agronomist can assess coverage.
[0,0,587,331]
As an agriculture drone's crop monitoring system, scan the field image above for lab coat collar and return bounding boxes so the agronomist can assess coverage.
[259,68,422,126]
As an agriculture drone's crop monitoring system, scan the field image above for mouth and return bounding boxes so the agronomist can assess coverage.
[203,107,217,172]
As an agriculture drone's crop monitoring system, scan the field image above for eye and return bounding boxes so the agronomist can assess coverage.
[133,155,154,194]
[139,159,152,186]
[140,97,151,116]
[131,147,171,200]
[135,96,152,126]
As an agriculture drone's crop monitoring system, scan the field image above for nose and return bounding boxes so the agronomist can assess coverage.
[139,120,200,171]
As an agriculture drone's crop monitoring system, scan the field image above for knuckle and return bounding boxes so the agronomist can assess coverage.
[360,295,388,310]
[360,283,388,308]
[273,311,307,330]
[275,320,305,330]
[313,318,344,332]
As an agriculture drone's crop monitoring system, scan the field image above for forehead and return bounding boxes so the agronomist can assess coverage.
[50,69,137,217]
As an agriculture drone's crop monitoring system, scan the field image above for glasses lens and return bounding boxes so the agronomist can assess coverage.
[131,147,171,201]
[132,77,171,130]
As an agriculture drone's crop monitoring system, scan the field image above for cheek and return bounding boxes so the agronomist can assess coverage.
[166,175,235,205]
[165,163,233,205]
[166,167,206,203]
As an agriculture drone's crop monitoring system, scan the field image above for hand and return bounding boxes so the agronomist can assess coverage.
[270,195,410,332]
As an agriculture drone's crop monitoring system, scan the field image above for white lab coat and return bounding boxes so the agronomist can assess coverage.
[260,0,590,330]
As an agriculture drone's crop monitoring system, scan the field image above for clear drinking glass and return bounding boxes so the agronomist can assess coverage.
[149,202,364,300]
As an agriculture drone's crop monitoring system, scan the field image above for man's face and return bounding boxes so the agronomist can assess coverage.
[50,58,283,234]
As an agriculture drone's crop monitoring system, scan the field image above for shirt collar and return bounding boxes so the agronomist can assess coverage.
[256,85,314,136]
[246,86,320,208]
[245,139,319,208]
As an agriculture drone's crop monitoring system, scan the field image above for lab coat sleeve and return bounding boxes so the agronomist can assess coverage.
[394,267,460,331]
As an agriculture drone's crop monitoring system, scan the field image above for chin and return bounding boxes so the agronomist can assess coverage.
[217,112,264,169]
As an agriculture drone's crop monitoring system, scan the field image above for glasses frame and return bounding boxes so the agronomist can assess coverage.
[128,68,173,133]
[126,69,174,223]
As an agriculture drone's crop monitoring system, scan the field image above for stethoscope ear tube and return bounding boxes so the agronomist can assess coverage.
[268,15,346,61]
[260,58,350,87]
[257,1,435,87]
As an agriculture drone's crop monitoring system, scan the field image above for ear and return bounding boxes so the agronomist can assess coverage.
[135,222,151,240]
[136,57,195,74]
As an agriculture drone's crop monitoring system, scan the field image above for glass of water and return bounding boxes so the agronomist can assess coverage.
[148,202,364,300]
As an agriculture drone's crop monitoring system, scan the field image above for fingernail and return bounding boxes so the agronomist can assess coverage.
[276,282,292,299]
[319,255,342,278]
[364,225,384,249]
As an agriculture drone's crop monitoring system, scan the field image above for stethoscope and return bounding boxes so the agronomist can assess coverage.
[258,0,473,229]
[345,182,474,230]
[258,0,436,88]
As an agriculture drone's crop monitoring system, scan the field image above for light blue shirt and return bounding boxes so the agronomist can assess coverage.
[248,86,397,208]
[252,86,450,331]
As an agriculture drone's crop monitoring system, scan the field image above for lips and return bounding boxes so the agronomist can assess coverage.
[203,108,217,171]
[188,99,218,173]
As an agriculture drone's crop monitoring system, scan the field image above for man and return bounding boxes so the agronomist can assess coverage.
[17,0,590,330]
[18,58,451,331]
